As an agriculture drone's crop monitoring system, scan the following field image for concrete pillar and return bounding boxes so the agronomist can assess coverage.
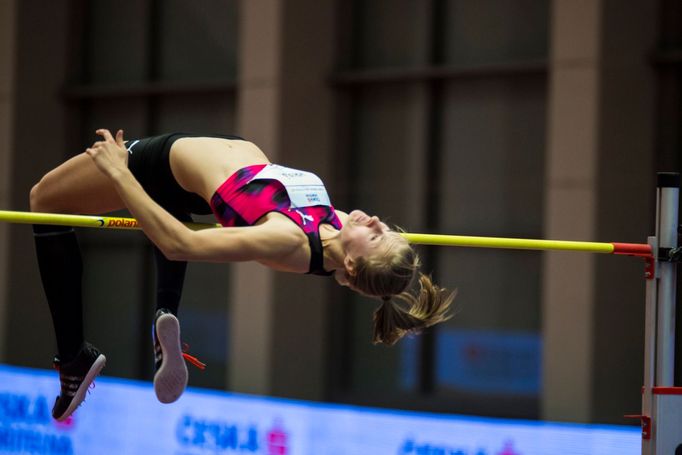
[231,0,336,400]
[0,0,16,360]
[543,0,656,422]
[230,0,283,394]
[271,0,336,400]
[542,0,602,421]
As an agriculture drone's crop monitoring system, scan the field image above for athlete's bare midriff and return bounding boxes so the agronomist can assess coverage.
[168,137,270,202]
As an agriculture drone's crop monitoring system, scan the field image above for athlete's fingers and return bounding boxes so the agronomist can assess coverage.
[96,129,115,143]
[115,129,125,148]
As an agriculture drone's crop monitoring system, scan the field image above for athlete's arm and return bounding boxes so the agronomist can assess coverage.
[110,167,299,263]
[86,129,300,264]
[170,223,301,263]
[85,129,199,259]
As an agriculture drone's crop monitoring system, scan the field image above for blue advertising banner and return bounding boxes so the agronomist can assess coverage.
[0,364,639,455]
[437,329,542,395]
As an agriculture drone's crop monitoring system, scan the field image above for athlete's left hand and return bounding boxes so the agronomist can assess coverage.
[86,129,129,179]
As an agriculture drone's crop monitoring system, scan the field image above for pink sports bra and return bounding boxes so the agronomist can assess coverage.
[209,164,343,276]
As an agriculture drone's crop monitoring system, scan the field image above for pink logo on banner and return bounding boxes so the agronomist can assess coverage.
[267,420,289,455]
[498,440,521,455]
[53,414,76,431]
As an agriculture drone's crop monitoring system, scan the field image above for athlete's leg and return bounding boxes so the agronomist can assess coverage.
[153,234,189,317]
[30,152,125,363]
[30,151,125,215]
[30,151,124,420]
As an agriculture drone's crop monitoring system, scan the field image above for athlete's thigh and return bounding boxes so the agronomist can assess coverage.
[32,152,125,214]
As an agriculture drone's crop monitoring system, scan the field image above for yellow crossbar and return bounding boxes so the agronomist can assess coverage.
[0,210,218,231]
[0,210,631,254]
[401,233,615,253]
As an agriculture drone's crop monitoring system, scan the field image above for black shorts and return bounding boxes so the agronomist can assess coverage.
[126,132,243,219]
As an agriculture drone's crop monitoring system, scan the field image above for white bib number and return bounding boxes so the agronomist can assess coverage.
[249,164,331,208]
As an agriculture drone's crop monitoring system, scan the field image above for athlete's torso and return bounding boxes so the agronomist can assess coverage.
[210,164,343,275]
[169,136,271,202]
[164,136,343,275]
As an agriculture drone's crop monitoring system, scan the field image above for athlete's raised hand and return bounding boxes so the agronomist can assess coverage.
[85,129,129,179]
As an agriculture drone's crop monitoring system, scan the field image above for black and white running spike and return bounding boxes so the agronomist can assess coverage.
[52,342,106,421]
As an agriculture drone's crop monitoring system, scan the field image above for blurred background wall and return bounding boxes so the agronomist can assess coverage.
[0,0,678,426]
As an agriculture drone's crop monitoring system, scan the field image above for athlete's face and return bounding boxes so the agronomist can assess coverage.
[341,210,393,260]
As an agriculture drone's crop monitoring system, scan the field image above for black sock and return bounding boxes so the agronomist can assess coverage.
[33,224,84,363]
[153,245,187,317]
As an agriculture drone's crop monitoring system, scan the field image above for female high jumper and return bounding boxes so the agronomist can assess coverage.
[29,129,454,421]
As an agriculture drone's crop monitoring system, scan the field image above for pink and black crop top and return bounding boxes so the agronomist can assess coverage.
[209,164,343,276]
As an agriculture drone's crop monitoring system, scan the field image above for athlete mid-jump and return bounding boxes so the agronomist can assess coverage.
[30,129,455,421]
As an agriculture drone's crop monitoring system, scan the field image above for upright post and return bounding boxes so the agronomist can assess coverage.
[644,172,682,455]
[655,173,679,385]
[640,235,657,453]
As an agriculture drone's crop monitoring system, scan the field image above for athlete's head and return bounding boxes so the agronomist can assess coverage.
[337,210,455,346]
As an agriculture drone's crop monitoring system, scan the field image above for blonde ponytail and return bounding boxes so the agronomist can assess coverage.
[372,273,455,346]
[346,233,456,346]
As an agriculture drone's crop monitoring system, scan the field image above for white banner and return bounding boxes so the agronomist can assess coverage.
[0,364,639,455]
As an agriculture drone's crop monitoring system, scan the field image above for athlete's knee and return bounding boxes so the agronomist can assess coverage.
[30,181,44,212]
[30,177,58,213]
